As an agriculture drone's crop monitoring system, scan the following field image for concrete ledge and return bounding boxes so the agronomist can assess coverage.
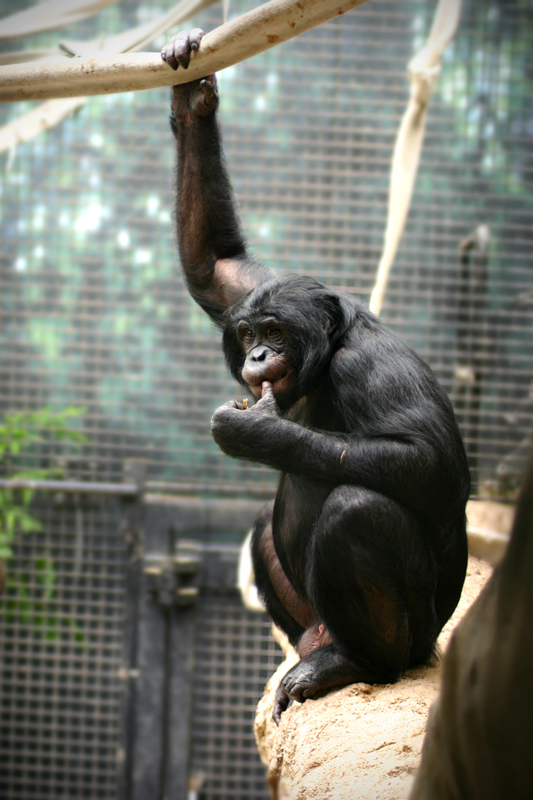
[466,499,514,565]
[254,557,493,800]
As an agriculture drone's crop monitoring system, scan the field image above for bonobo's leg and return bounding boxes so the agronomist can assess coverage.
[274,485,440,723]
[163,31,272,324]
[251,503,313,646]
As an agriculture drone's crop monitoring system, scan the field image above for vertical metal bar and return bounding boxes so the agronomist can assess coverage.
[128,500,174,800]
[164,540,201,800]
[117,460,146,800]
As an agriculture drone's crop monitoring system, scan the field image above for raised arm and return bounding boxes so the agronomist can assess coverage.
[162,30,273,326]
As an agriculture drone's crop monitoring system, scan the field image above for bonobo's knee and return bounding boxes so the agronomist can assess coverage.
[317,484,425,558]
[323,484,380,522]
[315,485,400,547]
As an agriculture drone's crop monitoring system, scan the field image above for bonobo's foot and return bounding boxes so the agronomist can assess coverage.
[161,28,204,70]
[273,645,367,725]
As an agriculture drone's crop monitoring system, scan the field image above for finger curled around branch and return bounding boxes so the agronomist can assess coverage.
[189,28,205,51]
[160,28,204,70]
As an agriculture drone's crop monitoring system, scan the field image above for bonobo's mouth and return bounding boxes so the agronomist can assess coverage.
[249,368,294,399]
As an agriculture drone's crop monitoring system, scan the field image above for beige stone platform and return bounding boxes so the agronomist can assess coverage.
[254,557,493,800]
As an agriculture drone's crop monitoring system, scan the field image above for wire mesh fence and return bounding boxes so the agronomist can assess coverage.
[190,595,283,799]
[0,0,532,798]
[0,496,127,800]
[0,0,531,496]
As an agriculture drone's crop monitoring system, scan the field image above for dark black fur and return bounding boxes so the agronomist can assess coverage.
[166,50,470,723]
[215,279,470,648]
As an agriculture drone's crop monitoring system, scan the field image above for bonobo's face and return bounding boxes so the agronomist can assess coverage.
[223,274,343,409]
[237,318,294,401]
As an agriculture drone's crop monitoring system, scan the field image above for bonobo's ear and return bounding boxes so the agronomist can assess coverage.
[319,292,343,338]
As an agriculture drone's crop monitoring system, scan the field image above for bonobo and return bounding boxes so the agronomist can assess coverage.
[162,31,471,724]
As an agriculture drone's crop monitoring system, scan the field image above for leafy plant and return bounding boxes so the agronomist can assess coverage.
[0,407,87,560]
[0,407,88,641]
[3,557,84,643]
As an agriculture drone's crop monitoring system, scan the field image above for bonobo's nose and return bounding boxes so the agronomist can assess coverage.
[251,345,270,362]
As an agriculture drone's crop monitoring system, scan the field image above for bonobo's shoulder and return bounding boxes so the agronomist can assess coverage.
[335,294,393,352]
[333,294,435,380]
[338,294,377,328]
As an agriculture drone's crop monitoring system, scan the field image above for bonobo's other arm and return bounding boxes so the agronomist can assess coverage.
[211,385,450,518]
[163,30,273,326]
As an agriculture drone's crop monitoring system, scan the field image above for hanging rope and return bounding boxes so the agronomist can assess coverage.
[0,0,118,40]
[60,0,218,58]
[0,97,86,157]
[368,0,462,316]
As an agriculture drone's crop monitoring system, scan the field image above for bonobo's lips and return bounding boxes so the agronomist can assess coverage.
[249,369,294,399]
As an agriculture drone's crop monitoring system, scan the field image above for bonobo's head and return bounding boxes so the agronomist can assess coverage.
[223,275,344,409]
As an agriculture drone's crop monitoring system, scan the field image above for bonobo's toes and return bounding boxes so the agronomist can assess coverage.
[273,684,292,725]
[161,29,204,70]
[272,660,317,725]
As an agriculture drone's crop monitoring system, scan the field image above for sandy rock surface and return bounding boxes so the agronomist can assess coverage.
[254,557,493,800]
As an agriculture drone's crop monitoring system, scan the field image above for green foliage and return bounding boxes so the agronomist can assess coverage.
[0,406,87,460]
[0,407,88,642]
[0,407,87,560]
[3,558,84,643]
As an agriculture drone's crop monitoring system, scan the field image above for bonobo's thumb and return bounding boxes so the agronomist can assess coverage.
[261,381,274,400]
[258,382,278,414]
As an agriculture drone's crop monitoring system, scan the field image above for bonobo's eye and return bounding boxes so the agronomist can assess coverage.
[267,327,282,340]
[238,324,255,343]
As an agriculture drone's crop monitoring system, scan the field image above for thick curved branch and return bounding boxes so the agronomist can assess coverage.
[0,0,371,103]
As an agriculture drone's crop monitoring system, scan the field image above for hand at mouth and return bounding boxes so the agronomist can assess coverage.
[249,369,293,399]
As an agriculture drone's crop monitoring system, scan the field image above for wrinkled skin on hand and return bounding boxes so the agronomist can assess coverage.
[160,28,204,70]
[210,382,280,462]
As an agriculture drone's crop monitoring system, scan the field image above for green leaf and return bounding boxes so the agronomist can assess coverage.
[63,616,86,644]
[74,628,85,644]
[35,557,56,601]
[19,513,42,533]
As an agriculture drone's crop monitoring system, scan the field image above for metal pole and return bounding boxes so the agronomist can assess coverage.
[0,477,139,495]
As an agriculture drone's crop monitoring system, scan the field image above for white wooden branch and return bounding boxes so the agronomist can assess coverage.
[0,97,86,153]
[0,0,371,103]
[0,0,217,154]
[0,0,118,40]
